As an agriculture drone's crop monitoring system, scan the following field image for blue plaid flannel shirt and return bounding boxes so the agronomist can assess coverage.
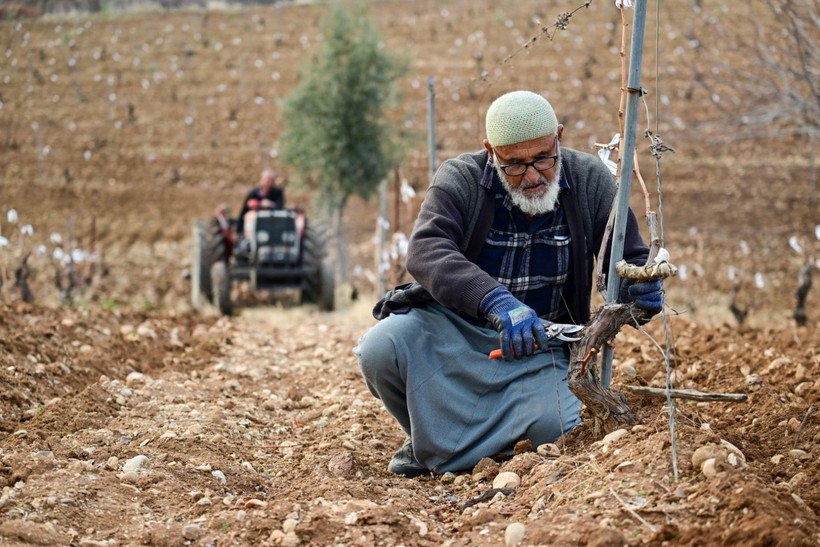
[475,171,572,321]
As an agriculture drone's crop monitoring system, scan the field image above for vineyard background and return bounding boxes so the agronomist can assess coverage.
[0,1,818,546]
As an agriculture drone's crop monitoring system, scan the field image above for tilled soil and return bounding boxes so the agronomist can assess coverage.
[0,301,817,546]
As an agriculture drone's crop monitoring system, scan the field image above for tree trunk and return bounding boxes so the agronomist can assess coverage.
[330,196,349,285]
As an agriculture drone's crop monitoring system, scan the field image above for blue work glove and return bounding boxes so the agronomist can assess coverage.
[619,278,663,316]
[480,286,550,360]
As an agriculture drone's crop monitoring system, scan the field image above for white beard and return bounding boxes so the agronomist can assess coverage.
[496,158,563,216]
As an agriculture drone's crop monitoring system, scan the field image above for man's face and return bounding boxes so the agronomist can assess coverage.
[490,134,562,216]
[261,172,276,190]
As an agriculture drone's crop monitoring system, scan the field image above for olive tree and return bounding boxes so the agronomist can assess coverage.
[278,1,407,284]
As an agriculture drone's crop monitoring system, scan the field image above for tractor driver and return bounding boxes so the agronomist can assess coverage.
[236,169,286,238]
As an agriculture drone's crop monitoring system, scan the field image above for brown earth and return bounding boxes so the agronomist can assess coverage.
[0,1,818,546]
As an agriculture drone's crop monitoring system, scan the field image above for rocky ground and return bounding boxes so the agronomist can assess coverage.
[1,0,818,545]
[0,300,818,546]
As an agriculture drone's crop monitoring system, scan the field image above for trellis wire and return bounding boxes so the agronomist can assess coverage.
[639,0,679,481]
[653,0,679,481]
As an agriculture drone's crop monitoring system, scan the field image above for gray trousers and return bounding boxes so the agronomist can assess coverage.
[354,303,582,473]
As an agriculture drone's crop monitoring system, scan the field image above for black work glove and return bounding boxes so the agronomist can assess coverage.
[480,286,550,360]
[619,278,663,317]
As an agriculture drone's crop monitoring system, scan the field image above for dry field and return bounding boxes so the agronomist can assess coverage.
[0,1,817,545]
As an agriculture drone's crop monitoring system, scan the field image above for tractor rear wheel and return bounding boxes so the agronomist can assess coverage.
[301,222,335,311]
[210,260,233,316]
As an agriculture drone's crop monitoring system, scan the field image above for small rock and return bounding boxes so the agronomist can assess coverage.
[692,445,724,469]
[745,374,762,386]
[771,454,784,465]
[184,424,204,437]
[718,439,747,467]
[282,518,299,533]
[789,449,810,461]
[196,497,212,506]
[620,363,638,380]
[603,429,628,445]
[181,524,203,540]
[118,471,139,483]
[513,439,532,455]
[701,458,719,478]
[789,471,807,488]
[136,324,157,338]
[472,457,500,481]
[245,499,267,509]
[322,404,340,417]
[328,451,355,477]
[766,356,791,372]
[536,443,561,458]
[212,470,227,484]
[615,460,634,472]
[79,539,111,546]
[492,472,521,490]
[282,532,301,547]
[440,472,456,484]
[505,522,526,547]
[122,455,149,474]
[126,372,147,387]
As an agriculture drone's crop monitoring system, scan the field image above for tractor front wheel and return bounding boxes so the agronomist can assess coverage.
[191,220,213,309]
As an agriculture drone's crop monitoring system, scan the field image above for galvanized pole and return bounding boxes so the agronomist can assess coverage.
[601,0,649,388]
[376,179,389,296]
[427,76,437,183]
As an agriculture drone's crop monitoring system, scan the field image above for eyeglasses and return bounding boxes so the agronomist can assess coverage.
[494,145,560,177]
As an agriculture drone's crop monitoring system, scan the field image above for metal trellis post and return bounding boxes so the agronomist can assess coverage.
[601,0,648,388]
[427,76,437,184]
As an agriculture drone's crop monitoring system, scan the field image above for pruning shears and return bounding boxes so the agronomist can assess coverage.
[488,321,584,360]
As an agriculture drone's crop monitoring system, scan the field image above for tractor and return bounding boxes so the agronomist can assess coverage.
[191,205,335,315]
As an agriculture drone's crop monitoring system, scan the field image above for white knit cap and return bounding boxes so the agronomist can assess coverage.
[485,91,558,147]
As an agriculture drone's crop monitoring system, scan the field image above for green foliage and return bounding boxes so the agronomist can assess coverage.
[100,298,121,310]
[278,0,407,216]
